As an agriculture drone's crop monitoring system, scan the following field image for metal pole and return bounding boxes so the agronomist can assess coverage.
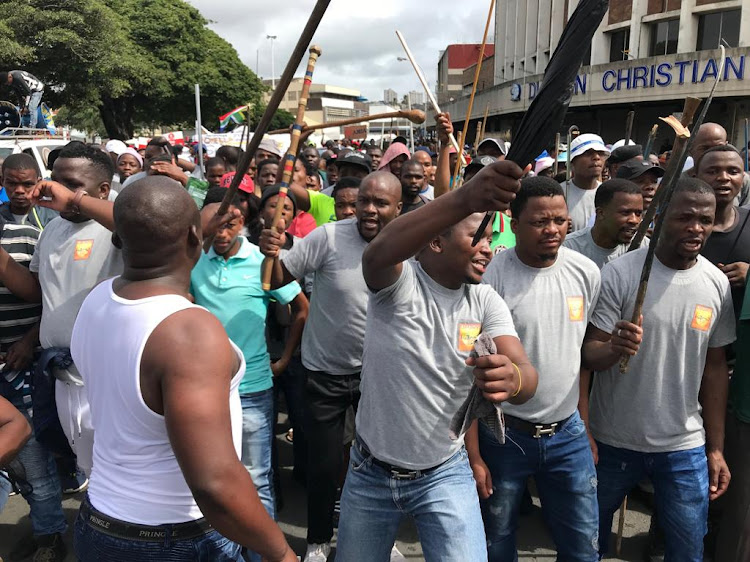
[267,35,277,89]
[195,84,204,180]
[407,93,414,152]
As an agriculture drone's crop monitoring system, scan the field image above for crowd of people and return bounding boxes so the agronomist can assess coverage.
[0,105,747,562]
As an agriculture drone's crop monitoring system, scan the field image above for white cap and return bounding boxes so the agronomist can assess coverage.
[570,133,610,160]
[534,156,555,175]
[683,156,694,173]
[105,139,128,156]
[611,138,637,150]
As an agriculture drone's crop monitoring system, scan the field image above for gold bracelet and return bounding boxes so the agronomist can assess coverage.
[511,362,522,397]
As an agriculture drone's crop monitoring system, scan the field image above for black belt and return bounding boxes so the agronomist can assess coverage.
[80,496,213,542]
[504,413,574,438]
[354,436,445,480]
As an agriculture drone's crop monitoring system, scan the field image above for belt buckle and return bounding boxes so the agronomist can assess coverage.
[390,469,419,480]
[533,423,558,438]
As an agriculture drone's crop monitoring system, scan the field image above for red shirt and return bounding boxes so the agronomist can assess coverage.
[287,210,317,238]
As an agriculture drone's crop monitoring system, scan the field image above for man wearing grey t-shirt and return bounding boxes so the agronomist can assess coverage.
[559,134,609,232]
[471,177,601,561]
[563,179,648,269]
[335,161,539,562]
[582,179,736,559]
[259,171,402,562]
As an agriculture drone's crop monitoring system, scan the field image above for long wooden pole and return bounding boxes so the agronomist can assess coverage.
[452,0,496,185]
[217,0,331,216]
[395,30,464,163]
[267,109,426,135]
[480,103,490,143]
[261,46,322,290]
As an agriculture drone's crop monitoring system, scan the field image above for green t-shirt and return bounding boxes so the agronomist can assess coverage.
[308,190,336,227]
[729,282,750,422]
[491,212,515,253]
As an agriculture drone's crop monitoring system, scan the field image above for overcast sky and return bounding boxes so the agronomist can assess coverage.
[187,0,493,102]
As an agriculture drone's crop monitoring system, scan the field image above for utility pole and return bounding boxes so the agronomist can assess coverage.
[267,35,277,88]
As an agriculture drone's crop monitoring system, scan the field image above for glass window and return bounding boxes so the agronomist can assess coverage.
[609,29,630,63]
[650,20,679,56]
[697,9,741,50]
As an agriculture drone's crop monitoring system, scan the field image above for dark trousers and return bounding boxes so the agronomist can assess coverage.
[304,368,361,544]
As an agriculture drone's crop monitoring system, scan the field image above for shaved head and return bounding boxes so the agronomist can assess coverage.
[691,123,728,163]
[114,176,201,264]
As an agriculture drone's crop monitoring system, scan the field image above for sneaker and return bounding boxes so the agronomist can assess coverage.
[303,542,331,562]
[32,533,66,562]
[10,535,36,561]
[390,545,407,562]
[61,467,88,494]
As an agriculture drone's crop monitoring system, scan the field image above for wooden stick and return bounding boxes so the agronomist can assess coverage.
[620,47,726,374]
[480,103,490,143]
[745,118,749,172]
[473,121,483,155]
[267,109,425,135]
[261,46,322,290]
[642,123,658,158]
[616,496,628,556]
[624,110,635,145]
[565,126,578,200]
[452,0,496,184]
[628,97,701,251]
[217,0,331,216]
[553,132,560,176]
[395,30,464,161]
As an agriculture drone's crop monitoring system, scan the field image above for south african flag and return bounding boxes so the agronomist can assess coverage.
[219,106,248,131]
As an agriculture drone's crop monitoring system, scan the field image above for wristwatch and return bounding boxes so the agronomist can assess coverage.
[71,190,89,214]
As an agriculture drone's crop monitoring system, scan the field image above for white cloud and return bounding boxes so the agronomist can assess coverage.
[186,0,492,102]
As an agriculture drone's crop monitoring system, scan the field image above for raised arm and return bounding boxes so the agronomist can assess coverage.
[148,309,295,562]
[433,112,454,198]
[363,160,525,291]
[32,180,115,232]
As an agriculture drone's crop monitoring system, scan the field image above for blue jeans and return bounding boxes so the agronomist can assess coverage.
[478,411,598,562]
[10,410,67,536]
[74,507,241,561]
[240,389,275,562]
[27,91,42,129]
[336,441,487,562]
[596,442,709,561]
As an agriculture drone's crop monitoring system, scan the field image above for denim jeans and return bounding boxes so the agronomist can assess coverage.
[335,442,487,562]
[596,442,709,560]
[74,507,241,561]
[27,91,43,129]
[9,409,67,537]
[478,411,599,562]
[240,388,275,562]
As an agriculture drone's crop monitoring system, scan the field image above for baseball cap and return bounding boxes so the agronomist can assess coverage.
[611,138,637,150]
[608,144,643,164]
[478,138,506,156]
[334,151,372,173]
[466,155,497,173]
[257,138,283,158]
[569,133,610,160]
[615,160,665,181]
[534,157,555,175]
[220,172,255,194]
[105,139,128,156]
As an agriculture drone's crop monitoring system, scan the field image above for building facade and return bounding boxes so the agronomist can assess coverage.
[437,44,496,105]
[442,0,750,149]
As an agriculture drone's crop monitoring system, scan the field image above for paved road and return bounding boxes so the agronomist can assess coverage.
[0,425,651,561]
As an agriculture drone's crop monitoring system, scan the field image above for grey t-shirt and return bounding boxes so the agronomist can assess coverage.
[30,218,124,348]
[563,225,648,269]
[281,218,368,374]
[483,247,600,423]
[589,249,736,453]
[356,261,518,469]
[561,180,600,232]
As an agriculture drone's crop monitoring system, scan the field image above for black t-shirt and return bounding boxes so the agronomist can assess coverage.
[401,195,428,215]
[701,205,750,321]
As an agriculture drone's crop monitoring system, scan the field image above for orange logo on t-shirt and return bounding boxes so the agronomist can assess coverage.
[691,305,713,332]
[567,296,584,322]
[458,323,481,352]
[74,239,94,261]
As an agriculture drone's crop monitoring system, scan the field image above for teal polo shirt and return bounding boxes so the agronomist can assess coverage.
[190,236,301,395]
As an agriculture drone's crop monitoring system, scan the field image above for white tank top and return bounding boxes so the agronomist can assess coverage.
[70,278,244,524]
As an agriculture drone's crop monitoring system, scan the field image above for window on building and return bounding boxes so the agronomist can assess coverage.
[609,28,631,62]
[650,19,679,56]
[697,9,741,50]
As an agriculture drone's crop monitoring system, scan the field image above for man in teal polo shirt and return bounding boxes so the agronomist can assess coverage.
[190,195,307,562]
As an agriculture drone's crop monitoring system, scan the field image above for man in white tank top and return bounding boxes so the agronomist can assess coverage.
[68,176,297,561]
